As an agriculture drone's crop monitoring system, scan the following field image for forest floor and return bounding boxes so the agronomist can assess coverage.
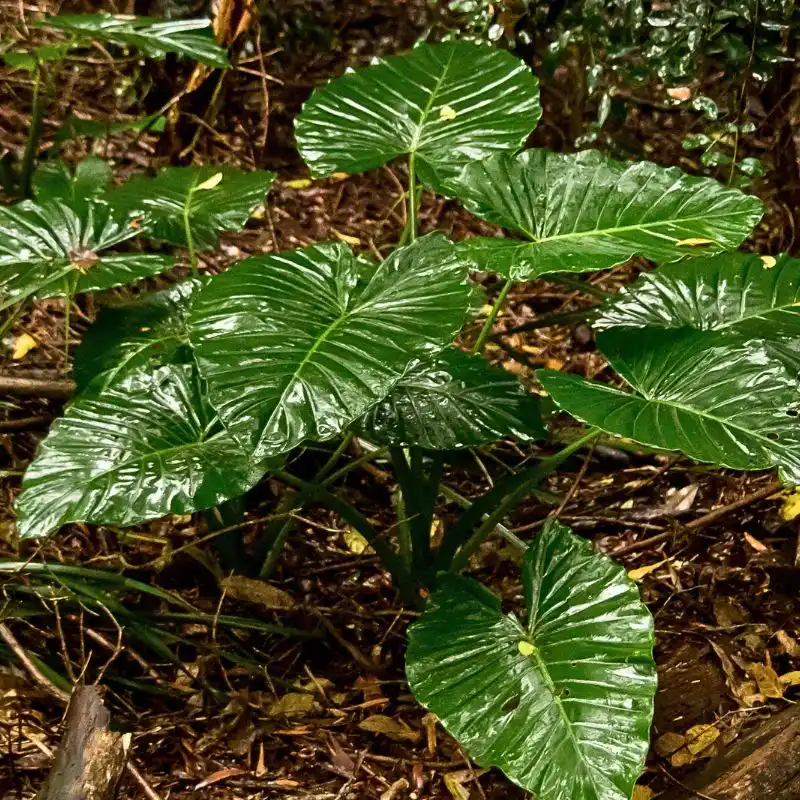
[2,1,800,799]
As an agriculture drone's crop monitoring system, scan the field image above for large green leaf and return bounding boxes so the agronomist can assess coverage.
[106,166,275,250]
[189,234,472,460]
[295,41,541,194]
[597,252,800,337]
[32,157,111,215]
[538,328,800,483]
[452,150,763,280]
[73,279,199,393]
[406,519,656,800]
[15,363,264,539]
[38,14,229,68]
[355,348,545,449]
[0,200,174,310]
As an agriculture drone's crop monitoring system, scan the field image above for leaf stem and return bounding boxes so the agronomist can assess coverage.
[448,428,601,572]
[183,190,199,278]
[20,65,44,198]
[472,277,513,354]
[406,152,418,243]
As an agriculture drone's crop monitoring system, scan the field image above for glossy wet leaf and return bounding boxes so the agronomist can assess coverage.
[15,363,265,539]
[355,348,545,449]
[3,43,70,71]
[538,328,800,483]
[452,149,763,280]
[597,252,800,337]
[0,200,174,310]
[295,41,541,194]
[189,234,472,460]
[107,165,275,250]
[73,279,199,393]
[407,519,656,800]
[38,13,230,67]
[32,157,111,213]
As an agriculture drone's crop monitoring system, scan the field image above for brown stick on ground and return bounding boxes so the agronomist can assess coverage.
[35,685,129,800]
[663,703,800,800]
[0,375,76,398]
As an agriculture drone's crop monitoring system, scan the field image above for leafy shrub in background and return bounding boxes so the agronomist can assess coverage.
[4,25,790,799]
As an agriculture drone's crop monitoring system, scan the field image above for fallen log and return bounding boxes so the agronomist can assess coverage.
[35,686,129,800]
[664,704,800,800]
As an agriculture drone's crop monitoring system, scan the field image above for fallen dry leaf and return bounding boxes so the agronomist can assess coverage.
[779,670,800,688]
[777,629,800,657]
[380,778,410,800]
[780,488,800,521]
[344,528,373,555]
[194,768,248,790]
[11,333,37,360]
[667,86,692,101]
[267,692,316,717]
[443,773,470,800]
[685,724,720,755]
[220,575,296,610]
[749,662,784,699]
[632,785,654,800]
[359,714,420,743]
[654,731,686,757]
[628,558,668,582]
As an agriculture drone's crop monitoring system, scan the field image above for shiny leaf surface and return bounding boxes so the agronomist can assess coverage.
[0,200,174,310]
[452,150,763,280]
[538,328,800,483]
[189,234,472,460]
[73,279,199,393]
[16,363,264,539]
[406,519,656,799]
[38,13,230,67]
[107,165,275,250]
[597,252,800,337]
[32,157,111,212]
[295,41,541,193]
[355,348,545,449]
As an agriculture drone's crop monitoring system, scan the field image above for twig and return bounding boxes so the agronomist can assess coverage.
[0,622,71,702]
[612,479,783,556]
[0,375,75,398]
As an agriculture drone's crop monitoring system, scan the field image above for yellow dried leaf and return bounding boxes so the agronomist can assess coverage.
[283,178,312,189]
[331,172,350,181]
[675,237,716,247]
[780,489,800,521]
[761,255,777,269]
[267,692,316,717]
[358,714,420,742]
[628,558,667,583]
[779,670,800,688]
[667,86,692,101]
[11,333,37,360]
[632,785,654,800]
[344,528,373,555]
[750,662,784,698]
[777,629,800,657]
[332,229,361,246]
[196,172,223,191]
[654,731,686,757]
[439,105,457,121]
[444,774,470,800]
[685,724,720,755]
[518,640,535,656]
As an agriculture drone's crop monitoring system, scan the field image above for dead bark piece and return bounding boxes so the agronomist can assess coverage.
[36,686,129,800]
[664,704,800,800]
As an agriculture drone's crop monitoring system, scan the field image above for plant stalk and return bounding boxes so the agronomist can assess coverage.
[407,151,418,243]
[20,65,44,197]
[183,196,199,278]
[472,277,513,354]
[446,428,601,572]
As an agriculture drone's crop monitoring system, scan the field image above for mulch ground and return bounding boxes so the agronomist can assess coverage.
[2,1,800,798]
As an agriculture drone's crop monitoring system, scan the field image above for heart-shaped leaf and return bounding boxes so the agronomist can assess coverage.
[107,166,275,250]
[295,41,541,194]
[74,279,199,393]
[0,199,174,310]
[355,348,545,449]
[15,363,265,539]
[406,519,656,800]
[452,150,763,280]
[597,252,800,337]
[538,328,800,483]
[189,234,472,460]
[32,157,111,213]
[38,13,230,67]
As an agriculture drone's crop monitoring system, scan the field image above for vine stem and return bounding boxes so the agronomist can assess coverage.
[472,277,513,354]
[450,427,602,572]
[20,65,43,197]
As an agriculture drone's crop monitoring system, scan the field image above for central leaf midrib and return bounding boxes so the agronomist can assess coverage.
[408,47,457,154]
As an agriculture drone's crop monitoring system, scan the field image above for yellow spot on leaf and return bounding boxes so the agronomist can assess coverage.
[518,641,535,656]
[196,172,223,191]
[761,255,777,269]
[11,333,37,360]
[675,237,716,247]
[284,178,312,189]
[439,105,457,121]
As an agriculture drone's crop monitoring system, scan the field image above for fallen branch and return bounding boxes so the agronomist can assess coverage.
[0,375,76,399]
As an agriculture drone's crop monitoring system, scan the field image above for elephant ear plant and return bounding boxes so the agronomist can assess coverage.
[9,39,781,800]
